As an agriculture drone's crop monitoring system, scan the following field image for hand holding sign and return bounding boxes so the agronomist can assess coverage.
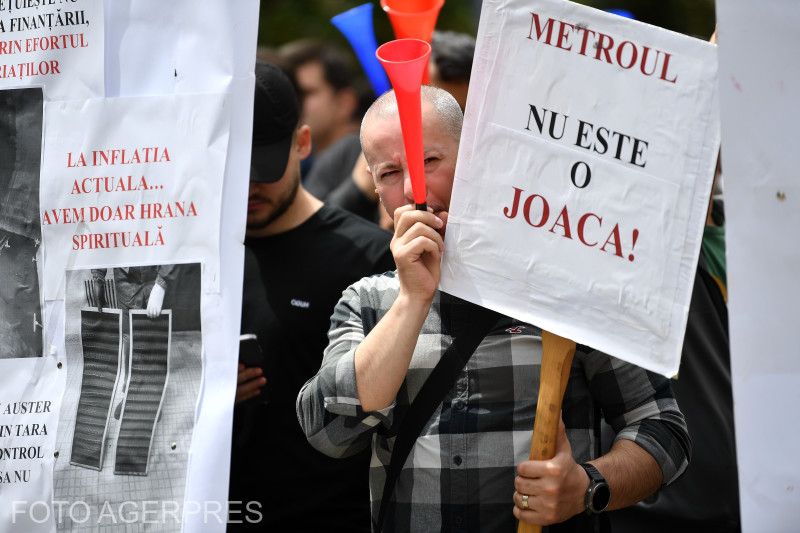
[146,282,165,318]
[439,0,719,529]
[517,331,576,533]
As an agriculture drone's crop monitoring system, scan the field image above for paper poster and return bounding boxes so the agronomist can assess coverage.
[0,0,259,531]
[0,0,104,99]
[0,357,65,533]
[97,4,260,530]
[40,92,230,299]
[440,0,720,376]
[715,1,800,530]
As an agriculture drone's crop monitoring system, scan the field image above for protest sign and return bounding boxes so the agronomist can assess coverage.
[0,0,259,531]
[440,0,720,376]
[716,2,800,530]
[0,358,64,533]
[40,93,230,299]
[0,0,104,99]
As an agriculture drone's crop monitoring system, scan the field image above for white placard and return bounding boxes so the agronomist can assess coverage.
[0,0,258,533]
[0,0,104,99]
[40,93,230,299]
[0,358,65,533]
[0,1,258,531]
[440,0,720,376]
[716,1,800,531]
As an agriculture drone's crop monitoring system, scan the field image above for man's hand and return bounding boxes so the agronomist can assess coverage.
[146,283,165,318]
[352,204,446,412]
[513,418,588,526]
[390,204,445,305]
[235,363,267,404]
[93,281,106,313]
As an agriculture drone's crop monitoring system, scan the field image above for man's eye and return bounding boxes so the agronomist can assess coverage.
[380,170,398,180]
[424,157,437,165]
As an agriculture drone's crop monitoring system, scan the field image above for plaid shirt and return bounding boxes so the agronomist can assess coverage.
[297,272,690,533]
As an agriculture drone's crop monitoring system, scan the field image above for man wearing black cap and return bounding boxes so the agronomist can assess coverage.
[227,61,394,532]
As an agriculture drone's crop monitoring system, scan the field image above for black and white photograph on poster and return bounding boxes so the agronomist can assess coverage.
[53,262,202,530]
[0,87,44,359]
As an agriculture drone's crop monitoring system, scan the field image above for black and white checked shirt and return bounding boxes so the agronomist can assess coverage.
[297,272,690,533]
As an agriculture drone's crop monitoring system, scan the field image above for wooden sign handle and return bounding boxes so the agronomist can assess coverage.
[517,330,576,533]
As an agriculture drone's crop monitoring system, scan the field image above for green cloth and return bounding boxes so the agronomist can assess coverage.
[701,217,727,289]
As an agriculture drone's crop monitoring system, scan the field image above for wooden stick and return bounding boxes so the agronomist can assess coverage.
[517,330,576,533]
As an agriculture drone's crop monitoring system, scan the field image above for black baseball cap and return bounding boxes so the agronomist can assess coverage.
[251,61,300,183]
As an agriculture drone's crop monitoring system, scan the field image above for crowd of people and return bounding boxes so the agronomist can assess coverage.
[228,25,739,533]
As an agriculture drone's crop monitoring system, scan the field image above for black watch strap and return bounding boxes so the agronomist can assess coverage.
[580,463,611,515]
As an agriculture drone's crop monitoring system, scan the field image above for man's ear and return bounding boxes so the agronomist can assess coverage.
[296,125,312,159]
[365,161,378,188]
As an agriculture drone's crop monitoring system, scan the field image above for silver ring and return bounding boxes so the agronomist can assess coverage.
[521,494,529,510]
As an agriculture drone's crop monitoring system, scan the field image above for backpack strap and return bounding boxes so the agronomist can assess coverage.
[376,298,501,532]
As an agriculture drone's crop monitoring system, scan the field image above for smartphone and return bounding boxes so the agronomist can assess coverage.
[239,333,269,403]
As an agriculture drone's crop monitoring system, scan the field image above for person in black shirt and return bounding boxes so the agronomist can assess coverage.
[228,61,394,533]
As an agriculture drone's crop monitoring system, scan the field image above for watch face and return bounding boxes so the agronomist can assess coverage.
[590,483,611,513]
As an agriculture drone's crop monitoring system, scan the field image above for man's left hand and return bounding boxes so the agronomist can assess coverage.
[513,418,588,525]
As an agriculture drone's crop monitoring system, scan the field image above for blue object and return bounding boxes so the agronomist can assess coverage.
[331,3,391,98]
[605,8,635,20]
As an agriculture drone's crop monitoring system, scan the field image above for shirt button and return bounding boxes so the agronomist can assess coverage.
[454,515,463,526]
[453,455,462,466]
[454,400,465,410]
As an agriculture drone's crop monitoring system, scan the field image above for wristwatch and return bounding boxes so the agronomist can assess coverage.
[580,463,611,514]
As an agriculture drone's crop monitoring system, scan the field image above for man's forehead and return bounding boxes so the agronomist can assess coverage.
[362,113,401,162]
[362,123,401,169]
[368,110,455,157]
[365,106,399,133]
[365,111,399,135]
[366,100,436,132]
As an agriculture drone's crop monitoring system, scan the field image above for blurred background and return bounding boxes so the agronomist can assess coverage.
[258,0,716,50]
